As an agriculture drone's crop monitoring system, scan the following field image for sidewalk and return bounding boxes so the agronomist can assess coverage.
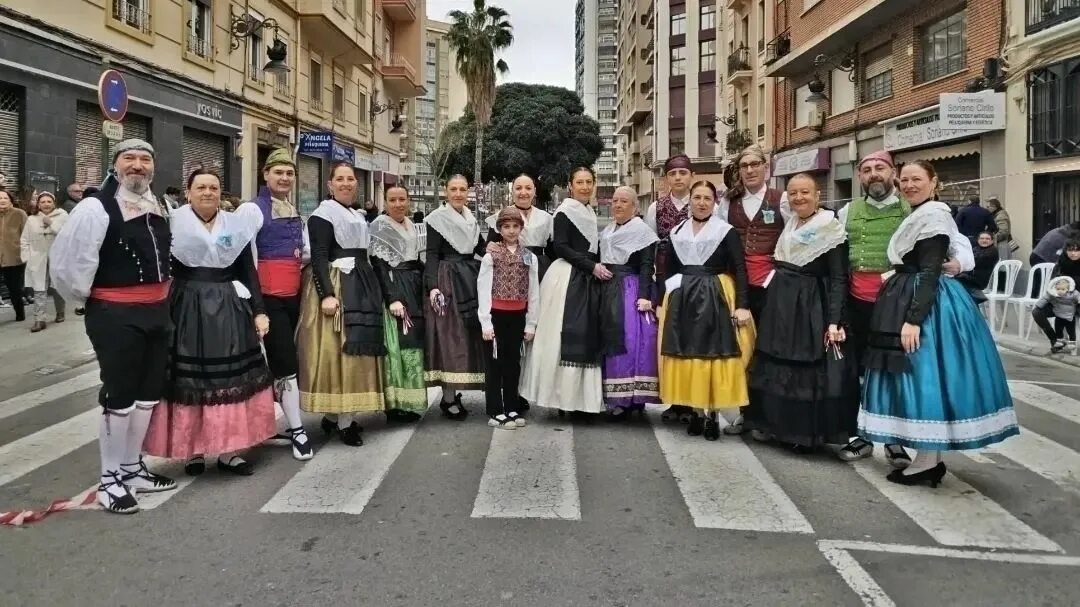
[988,303,1080,368]
[0,302,97,398]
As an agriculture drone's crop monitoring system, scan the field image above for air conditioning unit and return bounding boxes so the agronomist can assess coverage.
[807,109,825,128]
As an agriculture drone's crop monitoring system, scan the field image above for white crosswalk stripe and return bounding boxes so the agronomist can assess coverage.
[0,369,100,423]
[1,378,1079,557]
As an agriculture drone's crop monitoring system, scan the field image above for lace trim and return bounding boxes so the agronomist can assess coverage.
[774,213,847,267]
[886,201,954,265]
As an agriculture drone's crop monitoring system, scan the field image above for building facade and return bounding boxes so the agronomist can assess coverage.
[616,0,657,208]
[403,18,466,213]
[1000,1,1080,259]
[0,0,424,215]
[576,0,619,205]
[767,0,1006,211]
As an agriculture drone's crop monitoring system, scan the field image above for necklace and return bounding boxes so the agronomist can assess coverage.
[796,210,819,227]
[197,210,218,225]
[692,215,710,223]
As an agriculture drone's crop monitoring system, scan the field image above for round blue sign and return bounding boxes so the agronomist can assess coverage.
[98,70,128,123]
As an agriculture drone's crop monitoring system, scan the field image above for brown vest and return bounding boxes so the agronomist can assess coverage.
[490,243,529,301]
[727,188,785,255]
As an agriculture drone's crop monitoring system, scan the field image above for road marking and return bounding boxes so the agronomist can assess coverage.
[0,370,100,422]
[650,412,813,534]
[1010,380,1080,388]
[963,451,995,465]
[471,417,580,520]
[819,539,1080,566]
[135,457,197,510]
[852,454,1062,552]
[817,542,896,607]
[260,418,419,514]
[0,409,98,487]
[1008,382,1080,425]
[983,430,1080,497]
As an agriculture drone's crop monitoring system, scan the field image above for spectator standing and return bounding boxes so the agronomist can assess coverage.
[0,188,28,321]
[62,183,84,213]
[954,195,997,241]
[1031,221,1080,266]
[986,197,1015,258]
[21,192,68,331]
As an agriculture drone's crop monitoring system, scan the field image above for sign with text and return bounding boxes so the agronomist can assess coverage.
[101,120,124,141]
[939,92,1006,130]
[298,131,333,155]
[773,147,830,176]
[331,143,355,165]
[883,105,999,151]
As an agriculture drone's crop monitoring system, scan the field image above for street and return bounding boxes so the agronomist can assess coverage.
[1,313,1079,607]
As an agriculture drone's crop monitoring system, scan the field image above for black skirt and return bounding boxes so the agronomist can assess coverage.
[599,264,636,357]
[746,263,858,446]
[864,270,918,374]
[338,250,387,357]
[443,253,482,321]
[661,267,740,358]
[167,268,272,406]
[387,259,426,350]
[560,257,604,366]
[527,245,551,282]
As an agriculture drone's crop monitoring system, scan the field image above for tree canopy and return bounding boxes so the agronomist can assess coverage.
[439,83,604,204]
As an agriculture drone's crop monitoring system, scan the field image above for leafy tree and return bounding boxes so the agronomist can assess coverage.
[446,0,513,187]
[439,83,604,205]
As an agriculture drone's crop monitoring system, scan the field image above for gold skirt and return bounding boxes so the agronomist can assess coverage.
[298,267,385,414]
[657,273,756,411]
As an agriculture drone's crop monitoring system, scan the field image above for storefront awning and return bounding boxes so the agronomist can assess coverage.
[893,140,981,165]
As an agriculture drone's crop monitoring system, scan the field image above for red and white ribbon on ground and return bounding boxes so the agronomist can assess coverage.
[0,485,98,527]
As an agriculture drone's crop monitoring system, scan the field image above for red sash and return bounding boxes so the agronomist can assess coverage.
[90,281,171,304]
[745,254,774,288]
[258,260,302,298]
[850,271,883,303]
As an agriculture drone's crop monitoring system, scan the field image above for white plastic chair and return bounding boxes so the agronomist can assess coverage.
[983,260,1021,334]
[1007,262,1056,339]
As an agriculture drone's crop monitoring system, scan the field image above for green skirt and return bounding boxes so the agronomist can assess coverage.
[382,311,428,413]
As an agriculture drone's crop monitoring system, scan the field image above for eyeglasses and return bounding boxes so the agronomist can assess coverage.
[739,160,765,170]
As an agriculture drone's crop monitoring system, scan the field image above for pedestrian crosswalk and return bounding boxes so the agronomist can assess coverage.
[1,373,1079,557]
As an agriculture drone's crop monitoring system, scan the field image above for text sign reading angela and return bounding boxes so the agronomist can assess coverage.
[940,92,1005,131]
[298,131,333,155]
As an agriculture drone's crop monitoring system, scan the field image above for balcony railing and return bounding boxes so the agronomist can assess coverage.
[764,31,791,66]
[186,34,211,58]
[727,46,752,74]
[112,0,152,34]
[310,97,323,112]
[247,64,264,83]
[1027,0,1080,35]
[725,128,753,154]
[275,75,291,97]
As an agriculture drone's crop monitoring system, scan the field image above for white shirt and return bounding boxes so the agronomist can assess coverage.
[477,246,541,334]
[716,187,792,222]
[644,193,689,233]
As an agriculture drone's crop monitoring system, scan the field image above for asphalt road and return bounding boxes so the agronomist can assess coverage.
[1,347,1078,607]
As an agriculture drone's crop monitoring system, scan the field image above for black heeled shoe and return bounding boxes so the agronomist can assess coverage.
[321,416,336,436]
[217,456,255,476]
[439,394,467,421]
[687,414,704,436]
[184,456,206,476]
[340,422,364,446]
[703,419,720,441]
[608,406,630,422]
[886,462,947,488]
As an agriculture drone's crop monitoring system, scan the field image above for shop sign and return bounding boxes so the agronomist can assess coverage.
[939,92,1005,130]
[331,143,355,165]
[772,147,830,176]
[883,105,999,152]
[101,120,124,141]
[298,131,333,155]
[353,150,377,171]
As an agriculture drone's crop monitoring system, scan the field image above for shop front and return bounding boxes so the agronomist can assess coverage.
[772,147,832,205]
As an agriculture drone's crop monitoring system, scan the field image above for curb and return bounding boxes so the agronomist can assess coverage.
[995,336,1080,368]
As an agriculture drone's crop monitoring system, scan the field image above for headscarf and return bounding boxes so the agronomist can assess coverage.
[858,150,894,169]
[112,138,155,163]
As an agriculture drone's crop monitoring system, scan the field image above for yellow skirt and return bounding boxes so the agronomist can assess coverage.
[657,273,756,411]
[297,267,385,414]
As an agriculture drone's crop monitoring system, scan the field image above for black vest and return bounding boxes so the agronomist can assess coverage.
[92,177,172,289]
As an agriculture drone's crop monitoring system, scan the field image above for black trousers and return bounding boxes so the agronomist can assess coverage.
[0,264,26,320]
[84,299,172,410]
[483,309,527,417]
[263,294,300,379]
[1032,306,1077,343]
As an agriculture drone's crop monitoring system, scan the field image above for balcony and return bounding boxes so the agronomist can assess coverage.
[1026,0,1080,35]
[767,0,917,77]
[640,39,654,64]
[111,0,152,35]
[726,46,752,85]
[764,31,790,66]
[725,128,753,155]
[298,0,373,64]
[186,33,211,59]
[382,0,418,22]
[725,0,747,10]
[380,53,424,97]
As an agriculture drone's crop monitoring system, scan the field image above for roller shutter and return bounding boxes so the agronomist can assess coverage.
[75,103,150,187]
[929,154,981,207]
[297,154,322,217]
[0,85,23,195]
[182,127,227,184]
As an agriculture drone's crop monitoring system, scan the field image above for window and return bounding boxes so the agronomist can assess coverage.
[355,0,366,26]
[248,28,264,82]
[309,58,323,110]
[333,83,345,118]
[1028,58,1080,159]
[920,10,967,82]
[671,12,686,36]
[599,72,616,84]
[758,1,766,52]
[669,129,685,156]
[599,33,617,46]
[599,60,616,71]
[599,110,616,120]
[598,84,616,95]
[700,40,716,72]
[701,4,716,30]
[358,90,368,124]
[794,85,814,128]
[671,46,686,77]
[862,43,893,103]
[830,68,855,114]
[186,0,212,58]
[113,0,153,34]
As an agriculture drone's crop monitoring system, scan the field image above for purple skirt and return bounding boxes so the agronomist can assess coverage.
[602,274,660,409]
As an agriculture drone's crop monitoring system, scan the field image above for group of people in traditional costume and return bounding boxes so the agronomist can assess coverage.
[49,137,1021,515]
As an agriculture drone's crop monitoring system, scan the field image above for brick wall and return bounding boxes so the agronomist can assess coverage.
[772,0,1003,152]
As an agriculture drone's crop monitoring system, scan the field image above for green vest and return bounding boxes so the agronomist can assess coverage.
[847,197,911,271]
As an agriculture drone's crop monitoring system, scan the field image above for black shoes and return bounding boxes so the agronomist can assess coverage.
[217,456,255,476]
[440,394,468,421]
[703,419,721,441]
[886,462,947,488]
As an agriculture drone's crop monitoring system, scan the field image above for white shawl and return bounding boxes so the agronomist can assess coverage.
[426,203,481,254]
[665,216,733,293]
[554,198,598,254]
[171,205,262,269]
[486,205,555,248]
[369,214,419,267]
[886,201,954,265]
[600,216,658,265]
[773,211,847,267]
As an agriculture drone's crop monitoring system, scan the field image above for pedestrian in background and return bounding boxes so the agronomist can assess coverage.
[62,182,83,213]
[954,195,997,242]
[985,196,1015,259]
[0,188,28,322]
[21,191,67,332]
[1031,276,1079,354]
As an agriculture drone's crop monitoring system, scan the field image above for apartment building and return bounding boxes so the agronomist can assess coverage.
[403,18,467,213]
[722,0,775,153]
[576,0,620,204]
[0,0,424,214]
[616,0,657,208]
[766,0,1006,210]
[1000,1,1080,258]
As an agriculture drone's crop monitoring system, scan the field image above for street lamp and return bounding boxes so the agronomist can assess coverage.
[706,113,738,144]
[371,97,407,133]
[228,11,290,76]
[805,50,856,103]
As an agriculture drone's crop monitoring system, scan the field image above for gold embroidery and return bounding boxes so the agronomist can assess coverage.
[300,391,385,413]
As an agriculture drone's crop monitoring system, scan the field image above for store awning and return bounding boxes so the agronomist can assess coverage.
[893,139,981,165]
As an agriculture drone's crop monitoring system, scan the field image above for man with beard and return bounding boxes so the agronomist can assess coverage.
[836,150,973,466]
[50,139,178,513]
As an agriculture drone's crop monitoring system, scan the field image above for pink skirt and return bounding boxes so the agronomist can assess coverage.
[143,388,276,458]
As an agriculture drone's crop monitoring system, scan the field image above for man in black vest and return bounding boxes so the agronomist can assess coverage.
[51,139,178,514]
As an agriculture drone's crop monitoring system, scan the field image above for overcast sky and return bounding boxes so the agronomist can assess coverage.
[426,0,577,90]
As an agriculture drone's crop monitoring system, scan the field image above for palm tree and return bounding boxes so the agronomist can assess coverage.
[446,0,513,191]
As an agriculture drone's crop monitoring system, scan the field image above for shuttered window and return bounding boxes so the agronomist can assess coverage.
[181,127,227,185]
[862,43,893,103]
[75,103,150,187]
[0,85,23,195]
